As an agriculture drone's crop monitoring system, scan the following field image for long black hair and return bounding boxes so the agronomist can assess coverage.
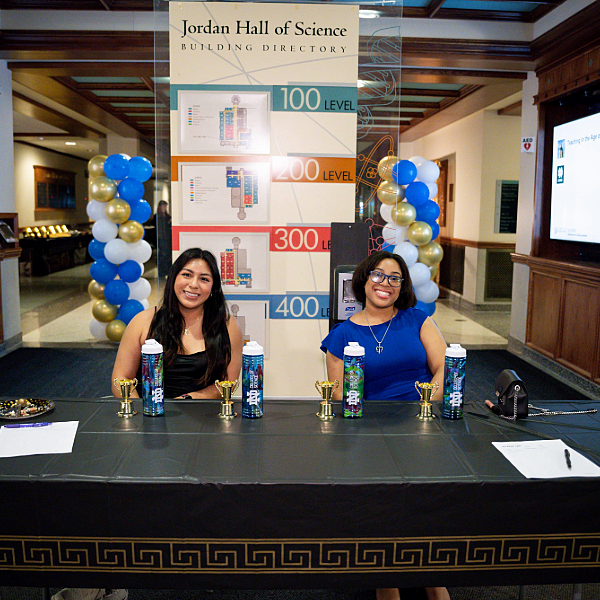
[148,248,231,387]
[352,250,417,310]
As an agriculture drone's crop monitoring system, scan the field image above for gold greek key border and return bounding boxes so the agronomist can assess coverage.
[1,534,599,574]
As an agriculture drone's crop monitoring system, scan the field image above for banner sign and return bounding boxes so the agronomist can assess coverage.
[169,2,358,395]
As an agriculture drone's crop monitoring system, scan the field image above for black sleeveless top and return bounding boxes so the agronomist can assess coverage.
[137,351,208,399]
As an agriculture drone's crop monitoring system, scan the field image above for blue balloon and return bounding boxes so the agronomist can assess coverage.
[416,200,441,223]
[89,259,118,285]
[118,299,144,325]
[118,178,145,202]
[405,181,430,207]
[129,199,152,224]
[88,239,106,261]
[104,279,130,306]
[128,156,153,182]
[118,260,143,283]
[416,300,436,317]
[103,154,130,181]
[392,160,417,186]
[430,222,440,241]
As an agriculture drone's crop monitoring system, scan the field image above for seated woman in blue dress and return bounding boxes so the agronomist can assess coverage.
[112,247,243,399]
[321,249,447,402]
[321,250,450,600]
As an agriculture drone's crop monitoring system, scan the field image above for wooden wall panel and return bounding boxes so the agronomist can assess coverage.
[557,279,600,378]
[526,270,560,357]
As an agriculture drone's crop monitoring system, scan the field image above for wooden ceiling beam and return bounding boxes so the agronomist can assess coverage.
[0,0,152,10]
[8,62,156,77]
[0,31,157,61]
[12,92,103,138]
[12,71,142,139]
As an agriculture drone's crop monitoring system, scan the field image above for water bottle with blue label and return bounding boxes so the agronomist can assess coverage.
[442,344,466,419]
[343,341,364,418]
[142,339,164,416]
[242,341,263,418]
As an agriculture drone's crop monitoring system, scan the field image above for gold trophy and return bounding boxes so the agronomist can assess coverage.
[215,379,239,419]
[415,381,439,421]
[315,380,338,421]
[114,378,138,418]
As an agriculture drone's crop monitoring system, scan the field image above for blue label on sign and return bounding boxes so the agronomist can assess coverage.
[226,294,329,319]
[272,86,357,113]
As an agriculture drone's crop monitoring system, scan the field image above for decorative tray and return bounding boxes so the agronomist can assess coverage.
[0,398,55,421]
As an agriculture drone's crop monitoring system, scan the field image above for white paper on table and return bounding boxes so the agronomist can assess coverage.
[0,421,79,458]
[492,439,600,479]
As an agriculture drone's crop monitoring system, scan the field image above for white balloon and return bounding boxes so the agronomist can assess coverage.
[394,241,418,267]
[417,160,441,184]
[89,318,108,341]
[381,223,397,246]
[395,226,408,245]
[379,203,394,224]
[140,299,150,310]
[414,280,440,304]
[426,182,438,200]
[104,238,131,265]
[128,277,151,301]
[138,262,145,277]
[87,200,107,222]
[92,218,118,243]
[409,156,426,168]
[409,262,431,287]
[128,239,152,264]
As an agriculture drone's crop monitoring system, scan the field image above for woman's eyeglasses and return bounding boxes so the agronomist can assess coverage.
[369,270,403,287]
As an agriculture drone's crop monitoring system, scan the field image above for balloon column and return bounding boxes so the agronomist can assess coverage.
[87,154,154,342]
[376,155,444,317]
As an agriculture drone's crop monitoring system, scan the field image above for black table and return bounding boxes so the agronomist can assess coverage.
[1,398,600,590]
[19,233,93,276]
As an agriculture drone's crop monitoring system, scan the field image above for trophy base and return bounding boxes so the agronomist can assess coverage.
[317,401,335,421]
[417,404,436,421]
[219,401,237,420]
[118,401,137,418]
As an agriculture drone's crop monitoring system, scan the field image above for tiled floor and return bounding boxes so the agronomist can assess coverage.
[18,259,510,348]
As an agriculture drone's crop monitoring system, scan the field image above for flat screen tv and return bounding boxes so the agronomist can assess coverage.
[550,110,600,244]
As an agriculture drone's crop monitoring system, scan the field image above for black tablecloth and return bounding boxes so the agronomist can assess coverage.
[1,398,600,589]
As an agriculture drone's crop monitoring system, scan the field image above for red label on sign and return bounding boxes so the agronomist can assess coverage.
[271,227,331,252]
[172,225,331,252]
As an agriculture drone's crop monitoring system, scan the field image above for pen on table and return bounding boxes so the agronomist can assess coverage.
[4,422,51,429]
[484,400,502,416]
[564,448,572,469]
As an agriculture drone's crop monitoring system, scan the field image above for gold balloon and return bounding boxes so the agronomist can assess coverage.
[88,155,108,179]
[377,155,398,181]
[88,279,105,300]
[92,299,118,323]
[429,264,439,280]
[418,241,444,267]
[106,319,127,343]
[391,201,416,227]
[377,180,405,206]
[90,176,117,203]
[118,220,144,243]
[407,221,433,247]
[106,198,131,224]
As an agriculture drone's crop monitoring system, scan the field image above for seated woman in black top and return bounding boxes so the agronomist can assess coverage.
[112,247,243,399]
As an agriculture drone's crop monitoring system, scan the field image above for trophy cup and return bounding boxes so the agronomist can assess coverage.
[215,379,239,419]
[315,380,338,421]
[415,381,439,421]
[114,378,138,418]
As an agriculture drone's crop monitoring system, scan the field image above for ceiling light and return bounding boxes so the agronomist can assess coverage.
[39,137,44,140]
[359,9,380,18]
[65,142,77,146]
